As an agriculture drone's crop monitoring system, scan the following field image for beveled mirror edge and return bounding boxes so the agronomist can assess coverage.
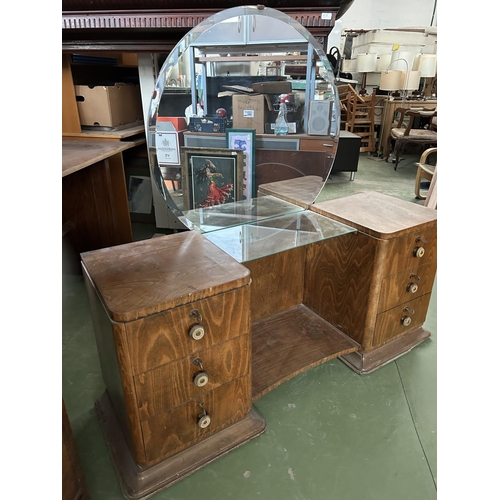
[147,5,340,231]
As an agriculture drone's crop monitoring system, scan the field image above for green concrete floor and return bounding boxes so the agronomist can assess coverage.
[62,152,437,500]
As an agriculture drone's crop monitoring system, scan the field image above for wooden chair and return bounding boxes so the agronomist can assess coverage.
[344,88,376,153]
[385,107,437,170]
[414,147,437,200]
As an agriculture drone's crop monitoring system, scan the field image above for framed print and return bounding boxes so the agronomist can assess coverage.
[226,128,256,199]
[181,147,244,210]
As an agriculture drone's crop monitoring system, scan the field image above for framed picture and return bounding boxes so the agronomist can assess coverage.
[181,147,244,210]
[226,128,256,199]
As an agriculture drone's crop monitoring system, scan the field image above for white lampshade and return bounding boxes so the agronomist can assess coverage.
[376,54,391,72]
[418,54,437,77]
[390,51,415,72]
[380,70,403,91]
[401,70,422,90]
[412,53,422,71]
[356,53,377,73]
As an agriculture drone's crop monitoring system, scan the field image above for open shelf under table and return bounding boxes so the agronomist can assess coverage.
[251,304,360,401]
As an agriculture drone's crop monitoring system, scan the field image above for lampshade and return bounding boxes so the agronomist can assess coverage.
[390,51,415,72]
[376,54,391,72]
[412,53,421,71]
[380,70,403,91]
[356,53,377,73]
[401,70,422,90]
[418,54,437,77]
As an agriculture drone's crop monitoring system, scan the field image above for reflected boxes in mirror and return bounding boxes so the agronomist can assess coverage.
[181,147,244,210]
[232,95,272,134]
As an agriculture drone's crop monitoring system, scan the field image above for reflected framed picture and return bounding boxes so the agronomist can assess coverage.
[226,128,256,199]
[128,175,153,214]
[181,147,244,210]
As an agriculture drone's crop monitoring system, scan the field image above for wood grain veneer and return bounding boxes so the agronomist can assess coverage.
[304,232,382,346]
[81,232,251,322]
[311,191,437,239]
[142,375,252,465]
[244,247,306,322]
[251,304,359,400]
[126,286,250,374]
[135,334,250,420]
[309,191,437,372]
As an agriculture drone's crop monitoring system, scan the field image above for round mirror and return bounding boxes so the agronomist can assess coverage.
[147,5,340,231]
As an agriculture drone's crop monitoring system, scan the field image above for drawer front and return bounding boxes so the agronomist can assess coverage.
[372,293,432,348]
[383,226,437,276]
[300,138,337,157]
[142,375,251,465]
[378,261,437,313]
[126,286,250,375]
[135,334,251,420]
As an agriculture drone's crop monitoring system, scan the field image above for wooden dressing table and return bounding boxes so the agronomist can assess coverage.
[81,191,437,499]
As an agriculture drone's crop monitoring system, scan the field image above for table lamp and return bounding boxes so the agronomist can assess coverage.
[380,70,403,98]
[417,54,437,97]
[400,70,421,99]
[355,53,377,96]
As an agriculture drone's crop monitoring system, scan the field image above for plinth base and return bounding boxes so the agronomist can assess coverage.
[95,391,266,500]
[339,327,431,374]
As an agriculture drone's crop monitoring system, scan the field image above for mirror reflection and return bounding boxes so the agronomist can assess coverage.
[147,5,340,231]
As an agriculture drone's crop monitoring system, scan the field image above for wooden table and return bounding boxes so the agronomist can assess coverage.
[379,99,437,157]
[62,140,140,270]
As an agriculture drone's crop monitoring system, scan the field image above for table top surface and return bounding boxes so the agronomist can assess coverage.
[312,191,437,238]
[62,139,139,177]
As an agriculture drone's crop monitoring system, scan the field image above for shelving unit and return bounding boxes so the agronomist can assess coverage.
[189,38,319,132]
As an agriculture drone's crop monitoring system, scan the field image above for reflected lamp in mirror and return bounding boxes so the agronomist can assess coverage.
[355,53,377,96]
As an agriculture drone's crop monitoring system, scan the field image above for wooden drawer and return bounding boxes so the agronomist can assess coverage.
[372,293,432,347]
[126,286,250,375]
[300,138,337,157]
[141,375,252,465]
[135,334,251,420]
[378,261,437,313]
[383,225,437,276]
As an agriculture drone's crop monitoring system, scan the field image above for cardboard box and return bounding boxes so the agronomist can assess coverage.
[232,94,270,134]
[75,84,143,127]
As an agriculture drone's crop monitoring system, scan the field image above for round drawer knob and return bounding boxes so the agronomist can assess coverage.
[401,316,412,327]
[413,247,425,258]
[407,283,419,294]
[189,324,205,341]
[193,371,209,387]
[197,414,211,429]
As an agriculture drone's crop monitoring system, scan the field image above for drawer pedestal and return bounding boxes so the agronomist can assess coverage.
[96,391,265,500]
[309,192,437,374]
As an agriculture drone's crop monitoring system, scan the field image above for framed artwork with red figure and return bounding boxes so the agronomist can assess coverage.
[181,147,244,210]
